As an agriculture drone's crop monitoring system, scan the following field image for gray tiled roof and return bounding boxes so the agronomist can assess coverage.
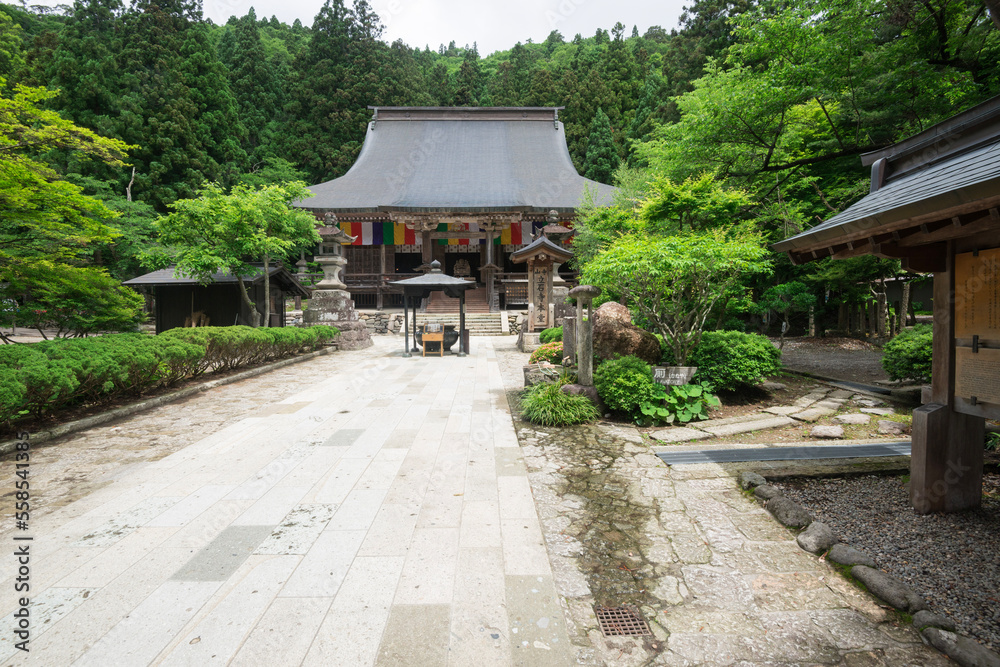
[773,139,1000,253]
[296,109,617,213]
[123,266,308,296]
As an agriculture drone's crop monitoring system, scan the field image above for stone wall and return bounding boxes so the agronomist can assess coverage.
[508,311,526,335]
[357,312,404,335]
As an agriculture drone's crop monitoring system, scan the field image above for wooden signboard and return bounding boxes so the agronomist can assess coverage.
[530,265,549,329]
[653,366,697,386]
[955,347,1000,406]
[954,247,1000,340]
[953,247,1000,414]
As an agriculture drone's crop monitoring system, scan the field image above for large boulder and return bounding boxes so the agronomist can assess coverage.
[592,302,661,365]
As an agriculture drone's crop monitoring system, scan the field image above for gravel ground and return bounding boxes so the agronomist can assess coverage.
[779,337,891,385]
[775,474,1000,653]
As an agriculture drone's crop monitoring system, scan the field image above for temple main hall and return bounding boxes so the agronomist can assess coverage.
[295,106,616,313]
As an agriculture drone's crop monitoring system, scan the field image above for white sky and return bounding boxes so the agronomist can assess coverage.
[36,0,689,56]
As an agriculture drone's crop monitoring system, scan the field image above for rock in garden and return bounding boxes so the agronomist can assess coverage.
[834,413,871,425]
[851,565,926,612]
[861,407,894,415]
[754,484,782,500]
[811,425,845,439]
[878,420,908,435]
[921,628,1000,667]
[796,521,838,554]
[523,364,558,387]
[761,381,787,392]
[912,610,957,632]
[560,383,605,412]
[592,302,662,365]
[827,544,876,568]
[739,471,767,490]
[766,496,812,528]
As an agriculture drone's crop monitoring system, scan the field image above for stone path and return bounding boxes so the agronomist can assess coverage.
[0,336,952,666]
[492,339,951,666]
[0,337,573,666]
[650,387,900,445]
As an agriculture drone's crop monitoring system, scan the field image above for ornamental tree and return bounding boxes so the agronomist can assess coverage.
[155,182,321,327]
[580,228,770,365]
[756,281,817,348]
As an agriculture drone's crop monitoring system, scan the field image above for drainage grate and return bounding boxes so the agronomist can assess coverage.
[594,605,651,637]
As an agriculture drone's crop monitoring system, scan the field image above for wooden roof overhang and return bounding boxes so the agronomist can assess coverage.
[124,265,310,298]
[773,96,1000,272]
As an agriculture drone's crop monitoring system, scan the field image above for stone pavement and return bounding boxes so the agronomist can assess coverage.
[650,386,902,445]
[0,336,955,666]
[0,337,573,666]
[491,340,952,666]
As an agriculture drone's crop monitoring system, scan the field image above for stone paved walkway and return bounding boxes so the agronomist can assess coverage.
[0,336,955,666]
[0,337,572,666]
[492,338,952,666]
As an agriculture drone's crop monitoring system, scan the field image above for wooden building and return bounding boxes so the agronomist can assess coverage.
[774,96,1000,513]
[294,107,617,311]
[123,266,309,333]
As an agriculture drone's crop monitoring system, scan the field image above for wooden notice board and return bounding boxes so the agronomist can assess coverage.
[954,247,1000,340]
[954,347,1000,406]
[954,247,1000,412]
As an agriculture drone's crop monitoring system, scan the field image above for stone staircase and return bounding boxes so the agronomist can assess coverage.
[424,288,491,314]
[415,313,507,336]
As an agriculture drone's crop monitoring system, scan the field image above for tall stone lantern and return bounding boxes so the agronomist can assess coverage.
[303,213,373,350]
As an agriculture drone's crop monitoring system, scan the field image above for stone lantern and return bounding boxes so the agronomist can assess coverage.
[302,213,373,350]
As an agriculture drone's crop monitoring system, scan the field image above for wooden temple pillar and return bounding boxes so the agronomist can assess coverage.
[910,239,991,514]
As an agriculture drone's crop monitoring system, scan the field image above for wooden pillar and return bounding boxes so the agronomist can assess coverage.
[378,245,386,311]
[910,243,985,513]
[421,230,433,266]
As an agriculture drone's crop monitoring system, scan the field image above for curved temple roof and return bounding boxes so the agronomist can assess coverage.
[296,107,617,214]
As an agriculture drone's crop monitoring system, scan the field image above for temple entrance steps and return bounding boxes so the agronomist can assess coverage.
[424,287,491,314]
[416,313,506,336]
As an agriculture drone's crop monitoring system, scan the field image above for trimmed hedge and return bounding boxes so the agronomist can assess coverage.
[539,326,563,344]
[689,331,781,391]
[593,355,660,417]
[0,325,339,424]
[882,324,932,383]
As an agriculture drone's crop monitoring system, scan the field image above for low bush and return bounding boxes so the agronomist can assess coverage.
[689,331,781,391]
[0,325,340,426]
[593,355,659,417]
[539,326,563,344]
[882,324,932,383]
[519,381,600,426]
[529,341,564,364]
[638,381,720,426]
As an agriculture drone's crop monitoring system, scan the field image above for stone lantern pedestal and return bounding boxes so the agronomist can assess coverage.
[303,217,372,350]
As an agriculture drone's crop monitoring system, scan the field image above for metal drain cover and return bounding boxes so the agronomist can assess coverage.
[594,605,651,637]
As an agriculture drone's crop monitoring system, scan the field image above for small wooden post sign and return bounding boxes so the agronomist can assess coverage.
[653,366,697,386]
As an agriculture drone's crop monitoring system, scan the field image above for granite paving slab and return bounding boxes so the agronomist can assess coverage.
[0,337,573,666]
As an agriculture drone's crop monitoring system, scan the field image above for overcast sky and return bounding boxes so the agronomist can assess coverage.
[153,0,687,55]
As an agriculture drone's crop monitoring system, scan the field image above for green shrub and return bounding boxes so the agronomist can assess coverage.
[593,355,659,417]
[690,331,781,391]
[539,326,563,344]
[638,381,720,426]
[986,431,999,451]
[529,341,564,364]
[520,381,599,426]
[0,324,339,427]
[882,325,933,383]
